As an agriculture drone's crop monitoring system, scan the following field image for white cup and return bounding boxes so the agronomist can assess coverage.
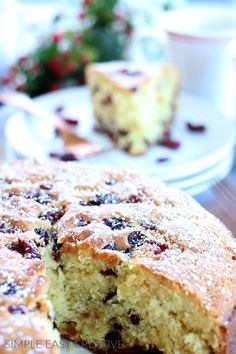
[0,0,20,77]
[158,7,236,118]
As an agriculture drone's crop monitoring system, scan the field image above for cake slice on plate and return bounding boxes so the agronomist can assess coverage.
[86,61,179,155]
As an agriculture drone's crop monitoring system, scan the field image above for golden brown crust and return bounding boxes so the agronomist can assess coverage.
[0,160,236,353]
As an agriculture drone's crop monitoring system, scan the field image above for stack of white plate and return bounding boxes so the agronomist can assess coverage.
[5,87,235,196]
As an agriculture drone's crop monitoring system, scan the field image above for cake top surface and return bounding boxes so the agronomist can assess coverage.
[87,60,169,90]
[0,160,236,329]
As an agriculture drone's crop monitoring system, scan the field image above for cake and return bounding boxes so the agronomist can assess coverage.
[86,61,179,155]
[0,160,236,354]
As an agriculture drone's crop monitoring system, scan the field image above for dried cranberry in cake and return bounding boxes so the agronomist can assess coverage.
[22,189,54,205]
[118,129,129,136]
[131,86,139,92]
[86,193,120,206]
[100,268,117,277]
[146,239,169,255]
[0,193,14,201]
[102,240,117,251]
[39,182,53,191]
[104,331,122,349]
[0,281,25,297]
[8,304,29,314]
[103,217,131,230]
[92,85,99,94]
[39,207,64,224]
[127,231,146,247]
[103,288,117,303]
[101,94,112,105]
[118,68,143,77]
[141,221,158,231]
[51,232,63,262]
[77,218,90,227]
[34,228,50,246]
[105,179,118,186]
[128,311,140,325]
[127,194,142,203]
[0,220,23,234]
[112,321,123,332]
[10,238,41,259]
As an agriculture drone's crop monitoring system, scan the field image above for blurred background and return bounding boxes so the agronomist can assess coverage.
[0,0,236,233]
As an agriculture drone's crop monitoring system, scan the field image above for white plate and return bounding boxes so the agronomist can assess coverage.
[5,86,235,190]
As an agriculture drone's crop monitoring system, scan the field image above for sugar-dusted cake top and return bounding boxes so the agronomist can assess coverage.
[0,160,236,327]
[87,60,166,90]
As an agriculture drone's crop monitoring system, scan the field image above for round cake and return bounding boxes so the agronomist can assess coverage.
[0,160,236,354]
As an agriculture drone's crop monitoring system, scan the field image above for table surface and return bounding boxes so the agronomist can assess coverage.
[196,153,236,235]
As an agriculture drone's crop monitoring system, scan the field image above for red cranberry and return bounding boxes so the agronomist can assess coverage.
[103,289,117,303]
[102,241,117,251]
[0,281,24,296]
[34,228,50,246]
[186,122,206,133]
[118,129,128,136]
[101,95,112,105]
[141,221,157,231]
[0,220,22,234]
[100,269,117,277]
[129,312,140,325]
[8,304,29,314]
[156,157,169,163]
[11,238,41,259]
[86,193,120,206]
[39,207,64,224]
[49,151,79,162]
[103,217,131,230]
[131,86,138,92]
[61,117,79,126]
[159,131,181,150]
[40,182,53,190]
[105,179,118,186]
[127,231,146,247]
[51,232,63,262]
[55,105,64,114]
[104,331,122,348]
[22,189,54,205]
[77,219,90,227]
[127,195,142,203]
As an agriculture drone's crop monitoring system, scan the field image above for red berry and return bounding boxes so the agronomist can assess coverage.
[75,33,83,44]
[79,11,86,20]
[2,76,12,85]
[80,53,89,64]
[19,56,28,64]
[52,32,63,44]
[48,82,61,92]
[47,57,62,77]
[65,61,77,74]
[83,0,92,5]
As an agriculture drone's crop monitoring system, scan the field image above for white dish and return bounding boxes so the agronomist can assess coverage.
[5,86,235,195]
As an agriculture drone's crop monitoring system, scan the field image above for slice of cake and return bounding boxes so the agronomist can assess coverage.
[1,160,236,353]
[86,61,179,155]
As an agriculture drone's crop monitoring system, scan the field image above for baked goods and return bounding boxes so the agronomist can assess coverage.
[86,61,179,155]
[0,160,236,354]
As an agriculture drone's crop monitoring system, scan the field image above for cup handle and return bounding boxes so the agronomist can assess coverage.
[128,28,169,62]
